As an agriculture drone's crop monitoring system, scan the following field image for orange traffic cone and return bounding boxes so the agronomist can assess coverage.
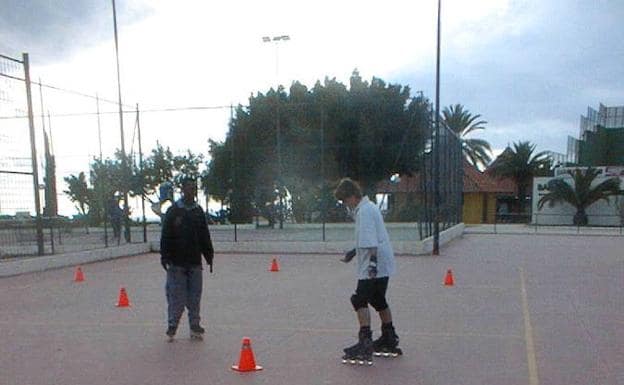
[269,258,280,272]
[73,266,85,282]
[231,337,263,372]
[116,287,131,307]
[444,269,454,286]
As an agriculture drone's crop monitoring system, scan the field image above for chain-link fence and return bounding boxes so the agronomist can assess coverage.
[1,52,464,258]
[465,213,624,236]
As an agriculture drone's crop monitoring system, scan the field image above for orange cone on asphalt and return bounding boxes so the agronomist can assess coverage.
[116,287,131,307]
[444,269,454,286]
[269,257,280,272]
[73,266,85,282]
[231,337,263,372]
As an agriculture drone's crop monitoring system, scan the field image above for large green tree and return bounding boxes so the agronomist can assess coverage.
[538,167,622,225]
[205,71,430,223]
[442,104,492,169]
[490,141,551,212]
[64,171,91,217]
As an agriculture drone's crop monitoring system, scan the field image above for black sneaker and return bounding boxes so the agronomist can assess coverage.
[166,326,177,342]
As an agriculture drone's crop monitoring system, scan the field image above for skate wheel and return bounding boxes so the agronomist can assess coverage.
[341,359,348,364]
[373,352,381,357]
[349,359,357,365]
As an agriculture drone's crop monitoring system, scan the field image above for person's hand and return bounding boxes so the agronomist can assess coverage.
[205,254,214,273]
[160,257,170,271]
[341,248,356,263]
[368,262,377,278]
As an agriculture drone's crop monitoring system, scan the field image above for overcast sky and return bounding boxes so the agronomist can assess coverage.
[1,0,623,170]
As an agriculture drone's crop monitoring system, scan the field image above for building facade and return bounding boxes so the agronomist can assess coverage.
[567,104,624,166]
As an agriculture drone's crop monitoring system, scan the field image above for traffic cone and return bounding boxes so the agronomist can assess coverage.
[269,257,280,272]
[73,266,85,282]
[444,269,454,286]
[231,337,263,372]
[116,287,131,307]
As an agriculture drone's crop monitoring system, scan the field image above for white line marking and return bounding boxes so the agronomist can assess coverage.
[520,267,539,385]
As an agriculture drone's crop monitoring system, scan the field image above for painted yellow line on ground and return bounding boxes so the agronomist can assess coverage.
[520,267,539,385]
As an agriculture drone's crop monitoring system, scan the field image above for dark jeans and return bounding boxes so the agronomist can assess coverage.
[165,265,203,329]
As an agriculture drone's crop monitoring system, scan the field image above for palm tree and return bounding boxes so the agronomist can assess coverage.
[489,141,551,212]
[538,167,622,226]
[442,104,492,169]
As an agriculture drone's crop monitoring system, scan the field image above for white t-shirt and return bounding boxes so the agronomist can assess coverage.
[353,196,396,280]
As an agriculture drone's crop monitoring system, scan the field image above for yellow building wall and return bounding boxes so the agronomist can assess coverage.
[462,193,498,224]
[463,193,483,224]
[485,194,497,223]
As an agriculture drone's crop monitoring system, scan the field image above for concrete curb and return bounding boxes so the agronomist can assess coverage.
[0,224,464,277]
[0,243,151,278]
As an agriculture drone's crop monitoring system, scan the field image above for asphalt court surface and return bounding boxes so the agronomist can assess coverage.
[1,233,622,385]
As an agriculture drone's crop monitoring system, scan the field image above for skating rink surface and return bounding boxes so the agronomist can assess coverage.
[1,233,623,385]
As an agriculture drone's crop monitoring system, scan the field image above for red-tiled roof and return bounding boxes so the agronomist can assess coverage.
[463,161,515,193]
[376,162,516,194]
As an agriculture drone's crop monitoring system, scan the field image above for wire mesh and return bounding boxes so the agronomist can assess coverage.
[2,53,465,257]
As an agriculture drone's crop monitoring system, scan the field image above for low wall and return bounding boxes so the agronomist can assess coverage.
[151,223,466,256]
[0,223,465,277]
[0,243,151,278]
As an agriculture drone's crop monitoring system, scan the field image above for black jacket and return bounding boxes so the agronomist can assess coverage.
[160,200,214,269]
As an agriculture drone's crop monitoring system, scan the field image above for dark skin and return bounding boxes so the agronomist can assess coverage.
[181,180,197,204]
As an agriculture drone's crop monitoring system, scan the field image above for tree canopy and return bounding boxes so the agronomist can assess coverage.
[442,104,492,169]
[203,71,432,223]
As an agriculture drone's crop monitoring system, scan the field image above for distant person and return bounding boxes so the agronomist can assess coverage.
[334,177,401,365]
[160,177,214,341]
[108,198,123,244]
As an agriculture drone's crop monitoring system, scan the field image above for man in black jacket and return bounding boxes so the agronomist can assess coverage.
[160,177,214,341]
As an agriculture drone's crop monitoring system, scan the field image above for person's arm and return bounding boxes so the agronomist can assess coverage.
[198,208,214,272]
[160,208,175,271]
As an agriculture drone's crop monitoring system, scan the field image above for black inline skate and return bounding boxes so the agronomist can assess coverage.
[372,325,402,357]
[342,329,373,366]
[190,324,205,340]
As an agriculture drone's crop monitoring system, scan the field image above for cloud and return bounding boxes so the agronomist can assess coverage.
[0,0,154,63]
[394,0,624,155]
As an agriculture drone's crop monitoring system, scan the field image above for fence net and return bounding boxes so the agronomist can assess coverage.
[1,52,466,258]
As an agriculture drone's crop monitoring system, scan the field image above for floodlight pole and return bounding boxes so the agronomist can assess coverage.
[112,0,131,242]
[262,35,290,229]
[433,0,441,255]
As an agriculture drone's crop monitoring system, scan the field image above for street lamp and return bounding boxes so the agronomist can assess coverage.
[262,35,290,229]
[433,0,441,255]
[111,0,131,242]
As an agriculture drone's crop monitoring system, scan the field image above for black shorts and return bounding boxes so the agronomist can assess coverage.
[354,277,389,311]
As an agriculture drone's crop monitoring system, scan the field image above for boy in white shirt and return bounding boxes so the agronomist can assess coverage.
[334,178,402,365]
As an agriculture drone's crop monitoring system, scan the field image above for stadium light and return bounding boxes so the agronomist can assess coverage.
[262,34,291,229]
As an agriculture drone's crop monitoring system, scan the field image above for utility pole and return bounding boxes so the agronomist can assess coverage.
[111,0,131,242]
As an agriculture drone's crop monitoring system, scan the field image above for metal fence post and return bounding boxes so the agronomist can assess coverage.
[534,212,538,233]
[23,53,44,255]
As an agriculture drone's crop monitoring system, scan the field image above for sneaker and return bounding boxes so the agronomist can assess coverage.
[166,326,177,342]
